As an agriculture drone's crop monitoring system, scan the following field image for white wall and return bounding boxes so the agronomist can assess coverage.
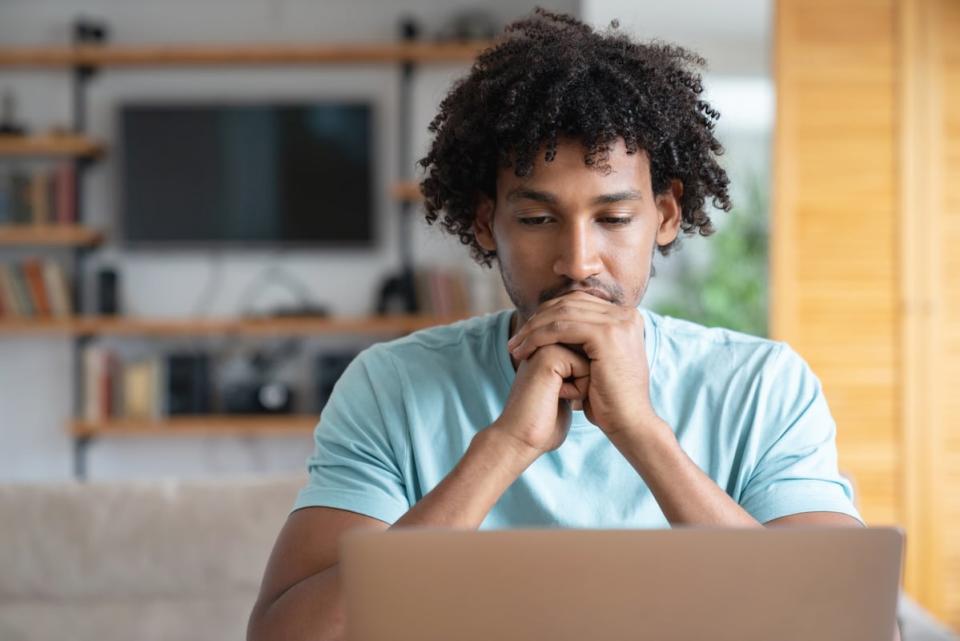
[0,0,575,481]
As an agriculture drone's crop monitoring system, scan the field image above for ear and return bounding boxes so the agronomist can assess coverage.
[473,194,497,252]
[654,179,683,246]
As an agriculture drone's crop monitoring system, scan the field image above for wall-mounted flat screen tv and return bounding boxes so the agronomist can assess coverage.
[119,102,373,247]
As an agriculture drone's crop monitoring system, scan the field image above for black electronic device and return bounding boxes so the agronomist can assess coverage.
[0,89,26,136]
[222,379,294,414]
[166,353,211,415]
[119,102,374,247]
[96,267,119,315]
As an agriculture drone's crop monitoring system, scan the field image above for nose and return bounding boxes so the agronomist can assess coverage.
[552,220,603,282]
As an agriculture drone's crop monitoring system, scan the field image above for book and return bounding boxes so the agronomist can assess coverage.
[83,347,98,422]
[0,172,11,224]
[21,258,51,317]
[414,267,473,316]
[8,173,30,224]
[54,163,76,224]
[29,172,50,225]
[0,264,20,317]
[7,263,34,316]
[42,261,72,318]
[123,357,163,421]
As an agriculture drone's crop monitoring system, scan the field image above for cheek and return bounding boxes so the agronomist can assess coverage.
[493,230,539,271]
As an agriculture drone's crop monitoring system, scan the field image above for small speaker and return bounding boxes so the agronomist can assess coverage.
[96,268,119,315]
[166,353,211,415]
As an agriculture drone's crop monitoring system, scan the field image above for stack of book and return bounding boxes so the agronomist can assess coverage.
[0,258,73,318]
[82,348,165,424]
[0,164,77,225]
[414,267,472,316]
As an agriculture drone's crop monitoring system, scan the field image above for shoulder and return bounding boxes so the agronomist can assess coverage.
[646,310,814,389]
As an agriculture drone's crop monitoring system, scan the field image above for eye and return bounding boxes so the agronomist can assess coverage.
[600,216,633,226]
[518,216,553,226]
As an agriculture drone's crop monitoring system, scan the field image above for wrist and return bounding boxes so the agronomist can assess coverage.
[606,412,673,449]
[478,422,543,471]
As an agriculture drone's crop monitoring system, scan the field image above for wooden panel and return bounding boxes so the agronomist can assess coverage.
[0,42,492,68]
[773,0,901,538]
[932,0,960,628]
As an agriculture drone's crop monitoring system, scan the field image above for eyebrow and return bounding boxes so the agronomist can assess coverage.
[505,187,643,206]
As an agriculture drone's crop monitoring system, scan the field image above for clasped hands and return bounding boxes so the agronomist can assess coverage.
[506,290,658,439]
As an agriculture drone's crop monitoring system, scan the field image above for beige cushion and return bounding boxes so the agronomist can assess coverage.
[0,474,303,641]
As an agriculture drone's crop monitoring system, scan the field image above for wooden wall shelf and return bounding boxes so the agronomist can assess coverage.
[0,224,104,247]
[0,314,466,336]
[0,41,493,68]
[71,415,318,437]
[0,134,105,158]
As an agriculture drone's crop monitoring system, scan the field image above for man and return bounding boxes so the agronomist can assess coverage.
[248,9,867,641]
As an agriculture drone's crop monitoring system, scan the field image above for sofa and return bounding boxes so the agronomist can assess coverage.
[0,474,956,641]
[0,474,302,641]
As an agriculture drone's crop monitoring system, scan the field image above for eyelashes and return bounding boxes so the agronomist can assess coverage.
[517,216,634,226]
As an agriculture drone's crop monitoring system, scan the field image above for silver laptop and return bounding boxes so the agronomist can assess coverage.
[341,527,903,641]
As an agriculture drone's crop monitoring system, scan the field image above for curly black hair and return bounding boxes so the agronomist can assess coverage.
[417,7,732,267]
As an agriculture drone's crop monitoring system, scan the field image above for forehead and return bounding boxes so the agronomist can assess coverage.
[496,137,652,195]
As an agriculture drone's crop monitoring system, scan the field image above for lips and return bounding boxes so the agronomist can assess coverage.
[558,288,612,302]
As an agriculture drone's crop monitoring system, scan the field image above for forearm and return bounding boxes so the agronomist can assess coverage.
[393,425,539,529]
[608,418,760,527]
[249,426,537,641]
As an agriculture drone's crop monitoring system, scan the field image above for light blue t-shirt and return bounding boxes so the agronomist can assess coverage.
[294,308,861,528]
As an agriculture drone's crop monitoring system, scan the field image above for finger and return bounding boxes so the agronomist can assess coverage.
[512,319,609,361]
[510,309,611,352]
[529,295,619,321]
[538,290,617,309]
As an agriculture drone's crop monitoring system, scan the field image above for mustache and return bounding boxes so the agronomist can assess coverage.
[538,278,624,305]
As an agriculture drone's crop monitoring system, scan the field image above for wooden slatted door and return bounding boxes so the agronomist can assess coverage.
[775,0,959,628]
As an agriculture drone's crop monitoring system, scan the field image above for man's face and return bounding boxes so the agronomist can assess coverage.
[474,137,682,325]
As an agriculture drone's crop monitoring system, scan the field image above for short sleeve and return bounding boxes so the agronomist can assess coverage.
[292,346,410,524]
[739,344,863,525]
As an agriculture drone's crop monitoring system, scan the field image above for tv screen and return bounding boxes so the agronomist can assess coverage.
[119,102,374,246]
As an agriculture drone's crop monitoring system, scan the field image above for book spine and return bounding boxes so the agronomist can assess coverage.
[415,269,432,314]
[101,351,115,421]
[0,171,11,224]
[9,263,35,316]
[54,262,74,315]
[55,163,76,224]
[10,173,30,224]
[42,261,70,318]
[46,169,57,225]
[22,258,52,317]
[0,265,21,317]
[83,346,102,423]
[30,172,49,225]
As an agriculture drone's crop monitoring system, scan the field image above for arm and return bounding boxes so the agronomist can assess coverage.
[249,344,587,641]
[247,427,539,641]
[605,419,864,528]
